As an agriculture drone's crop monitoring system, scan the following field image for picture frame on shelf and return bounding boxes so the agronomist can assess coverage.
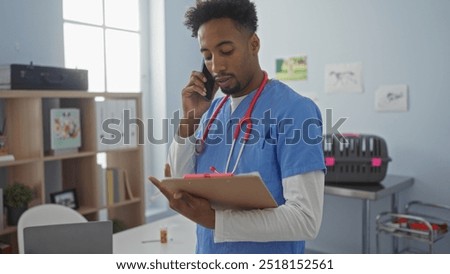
[49,108,81,155]
[50,188,79,209]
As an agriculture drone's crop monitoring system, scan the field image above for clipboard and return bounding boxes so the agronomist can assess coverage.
[161,173,278,210]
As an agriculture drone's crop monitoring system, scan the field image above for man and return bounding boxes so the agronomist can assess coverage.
[149,0,325,254]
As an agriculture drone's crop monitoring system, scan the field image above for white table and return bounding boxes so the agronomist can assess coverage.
[113,214,196,254]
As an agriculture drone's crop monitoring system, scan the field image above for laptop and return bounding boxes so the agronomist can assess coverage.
[23,221,113,254]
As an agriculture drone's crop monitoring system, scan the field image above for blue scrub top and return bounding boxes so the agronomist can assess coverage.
[195,79,325,254]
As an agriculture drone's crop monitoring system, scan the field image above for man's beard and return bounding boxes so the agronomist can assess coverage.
[221,83,242,96]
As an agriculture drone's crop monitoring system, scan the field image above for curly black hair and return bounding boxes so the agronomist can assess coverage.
[184,0,258,37]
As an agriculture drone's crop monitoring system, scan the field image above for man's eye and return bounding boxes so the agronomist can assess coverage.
[222,50,233,55]
[204,56,212,61]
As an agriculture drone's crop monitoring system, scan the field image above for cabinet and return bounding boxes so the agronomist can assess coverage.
[0,90,145,253]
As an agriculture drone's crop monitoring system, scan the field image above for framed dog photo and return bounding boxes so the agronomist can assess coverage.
[50,188,79,209]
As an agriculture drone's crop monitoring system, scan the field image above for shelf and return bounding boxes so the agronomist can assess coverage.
[0,226,17,237]
[377,222,447,243]
[0,90,141,99]
[98,147,140,154]
[0,90,145,253]
[0,157,41,167]
[43,151,97,161]
[76,206,99,216]
[105,198,141,210]
[376,201,450,253]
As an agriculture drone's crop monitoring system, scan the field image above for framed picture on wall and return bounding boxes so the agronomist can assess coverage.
[50,188,79,209]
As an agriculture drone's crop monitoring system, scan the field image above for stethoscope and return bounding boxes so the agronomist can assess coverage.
[195,71,269,174]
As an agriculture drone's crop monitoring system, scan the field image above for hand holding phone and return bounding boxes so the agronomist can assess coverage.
[202,62,215,101]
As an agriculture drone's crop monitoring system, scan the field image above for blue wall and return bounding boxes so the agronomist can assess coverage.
[254,0,450,253]
[160,0,450,253]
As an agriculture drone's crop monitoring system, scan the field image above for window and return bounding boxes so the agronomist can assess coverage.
[63,0,140,92]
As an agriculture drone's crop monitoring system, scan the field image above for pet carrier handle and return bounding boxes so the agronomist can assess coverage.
[371,157,382,167]
[325,156,384,167]
[325,157,335,166]
[341,133,360,138]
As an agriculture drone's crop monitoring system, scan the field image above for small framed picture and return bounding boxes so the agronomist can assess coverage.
[50,188,79,209]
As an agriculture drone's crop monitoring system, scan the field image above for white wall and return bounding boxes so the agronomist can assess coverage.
[143,0,198,219]
[254,0,450,253]
[0,0,64,66]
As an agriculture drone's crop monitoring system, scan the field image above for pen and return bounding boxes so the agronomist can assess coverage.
[141,239,159,243]
[210,166,220,174]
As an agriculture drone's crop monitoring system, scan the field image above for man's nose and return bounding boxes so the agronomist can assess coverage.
[211,56,226,75]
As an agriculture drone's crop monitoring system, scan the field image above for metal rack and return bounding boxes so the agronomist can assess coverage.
[376,201,450,253]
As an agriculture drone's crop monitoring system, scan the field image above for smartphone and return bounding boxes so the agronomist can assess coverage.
[202,62,215,100]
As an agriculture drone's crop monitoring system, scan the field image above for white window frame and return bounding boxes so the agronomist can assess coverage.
[62,0,142,93]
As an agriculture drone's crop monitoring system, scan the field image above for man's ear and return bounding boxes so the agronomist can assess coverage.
[249,33,260,55]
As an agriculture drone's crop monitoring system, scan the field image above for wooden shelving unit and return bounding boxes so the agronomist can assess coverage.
[0,90,145,253]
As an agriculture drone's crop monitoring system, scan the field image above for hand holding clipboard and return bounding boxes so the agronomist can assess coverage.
[161,172,277,210]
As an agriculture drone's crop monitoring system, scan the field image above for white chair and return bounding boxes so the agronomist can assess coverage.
[17,204,87,254]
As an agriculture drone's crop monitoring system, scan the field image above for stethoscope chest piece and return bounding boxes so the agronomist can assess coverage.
[195,138,205,155]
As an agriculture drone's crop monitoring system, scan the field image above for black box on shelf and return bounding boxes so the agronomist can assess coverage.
[0,63,88,90]
[323,133,391,184]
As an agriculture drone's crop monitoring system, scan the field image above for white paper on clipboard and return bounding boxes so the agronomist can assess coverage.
[161,173,278,210]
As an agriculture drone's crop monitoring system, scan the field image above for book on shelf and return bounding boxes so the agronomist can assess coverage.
[105,168,115,205]
[105,167,134,205]
[97,164,107,208]
[123,169,135,200]
[96,99,138,151]
[49,108,81,155]
[0,154,14,162]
